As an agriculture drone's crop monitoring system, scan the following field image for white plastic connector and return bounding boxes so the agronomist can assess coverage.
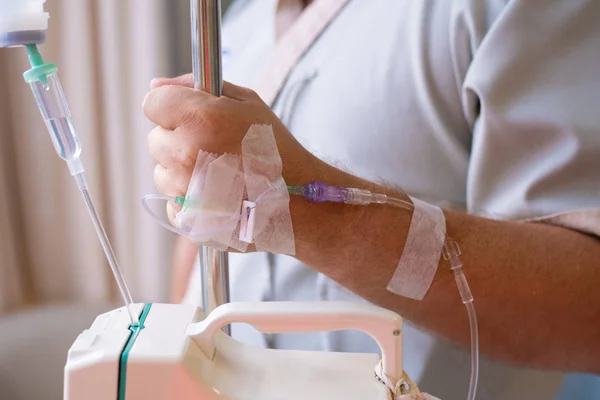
[0,0,49,35]
[345,188,387,205]
[68,158,85,178]
[442,238,478,400]
[442,239,473,304]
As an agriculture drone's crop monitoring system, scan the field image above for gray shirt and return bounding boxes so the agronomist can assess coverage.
[184,0,600,398]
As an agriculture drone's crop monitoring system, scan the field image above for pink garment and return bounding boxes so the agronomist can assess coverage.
[254,0,351,105]
[275,0,305,40]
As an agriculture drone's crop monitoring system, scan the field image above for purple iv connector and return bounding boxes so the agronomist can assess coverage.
[288,181,388,205]
[288,181,348,203]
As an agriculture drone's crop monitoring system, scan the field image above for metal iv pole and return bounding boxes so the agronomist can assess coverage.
[190,0,231,334]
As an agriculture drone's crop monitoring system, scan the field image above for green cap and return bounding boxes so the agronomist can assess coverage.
[22,44,58,84]
[23,63,58,83]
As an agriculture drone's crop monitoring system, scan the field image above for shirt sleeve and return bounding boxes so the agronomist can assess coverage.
[458,0,600,236]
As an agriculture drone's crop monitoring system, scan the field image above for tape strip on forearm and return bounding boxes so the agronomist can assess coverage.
[386,197,446,300]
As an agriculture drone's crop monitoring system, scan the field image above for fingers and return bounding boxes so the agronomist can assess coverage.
[143,85,210,130]
[147,126,198,170]
[153,164,191,198]
[154,163,191,220]
[167,201,180,225]
[150,74,252,102]
[151,76,255,101]
[148,126,172,165]
[150,124,195,220]
[151,74,195,89]
[143,78,260,131]
[222,81,259,101]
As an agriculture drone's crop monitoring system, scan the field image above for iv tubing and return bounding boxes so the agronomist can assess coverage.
[442,237,478,400]
[466,301,479,400]
[23,44,139,326]
[141,193,240,239]
[390,197,479,400]
[79,177,138,326]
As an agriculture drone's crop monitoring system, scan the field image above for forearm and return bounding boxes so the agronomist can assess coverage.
[145,78,600,372]
[291,161,600,374]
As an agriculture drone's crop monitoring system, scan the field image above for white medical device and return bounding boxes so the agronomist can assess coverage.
[62,302,427,400]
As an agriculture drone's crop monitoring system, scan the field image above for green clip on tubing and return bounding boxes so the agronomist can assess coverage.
[118,303,152,400]
[23,44,58,84]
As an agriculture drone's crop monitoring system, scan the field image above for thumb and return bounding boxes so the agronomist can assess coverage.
[151,74,194,89]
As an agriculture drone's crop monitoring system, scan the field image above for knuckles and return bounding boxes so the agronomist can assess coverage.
[178,96,207,128]
[245,88,260,100]
[146,84,266,167]
[145,85,251,134]
[171,144,198,170]
[147,126,162,151]
[148,126,197,170]
[153,163,191,198]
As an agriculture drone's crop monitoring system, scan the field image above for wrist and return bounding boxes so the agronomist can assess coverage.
[287,158,411,278]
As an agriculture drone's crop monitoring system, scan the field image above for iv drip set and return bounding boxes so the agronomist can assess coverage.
[22,43,140,327]
[0,1,479,399]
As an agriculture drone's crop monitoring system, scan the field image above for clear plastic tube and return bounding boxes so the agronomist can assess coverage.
[385,195,414,211]
[24,48,139,326]
[298,183,479,400]
[439,232,479,400]
[79,178,138,326]
[466,301,479,400]
[141,193,240,238]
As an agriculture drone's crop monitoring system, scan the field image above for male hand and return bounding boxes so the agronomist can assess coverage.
[143,74,318,224]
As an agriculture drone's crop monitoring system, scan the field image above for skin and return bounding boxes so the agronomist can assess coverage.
[144,74,600,375]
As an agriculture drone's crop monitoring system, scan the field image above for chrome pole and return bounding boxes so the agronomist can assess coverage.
[191,0,222,94]
[190,0,230,334]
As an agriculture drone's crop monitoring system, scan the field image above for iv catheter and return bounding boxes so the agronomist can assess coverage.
[22,44,139,327]
[190,0,231,327]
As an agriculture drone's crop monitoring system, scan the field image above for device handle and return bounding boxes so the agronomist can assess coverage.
[187,301,403,380]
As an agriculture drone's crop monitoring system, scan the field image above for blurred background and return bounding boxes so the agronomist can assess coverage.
[0,1,231,399]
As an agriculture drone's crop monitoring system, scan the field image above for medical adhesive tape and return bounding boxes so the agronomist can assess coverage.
[172,124,296,255]
[387,197,446,300]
